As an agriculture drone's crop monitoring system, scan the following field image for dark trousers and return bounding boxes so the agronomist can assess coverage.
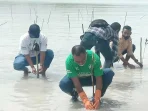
[80,32,113,68]
[122,44,136,55]
[59,68,114,97]
[114,44,136,62]
[13,49,54,71]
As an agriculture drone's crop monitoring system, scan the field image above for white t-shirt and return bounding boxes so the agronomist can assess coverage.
[19,33,47,57]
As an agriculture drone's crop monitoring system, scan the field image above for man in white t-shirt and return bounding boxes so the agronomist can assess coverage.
[13,24,54,77]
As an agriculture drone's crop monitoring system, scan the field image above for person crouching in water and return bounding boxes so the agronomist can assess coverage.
[13,24,54,77]
[114,25,143,69]
[59,45,114,110]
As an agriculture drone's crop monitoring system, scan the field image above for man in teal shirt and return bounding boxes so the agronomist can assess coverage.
[59,45,114,110]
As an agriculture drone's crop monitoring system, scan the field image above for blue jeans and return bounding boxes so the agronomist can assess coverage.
[13,49,54,71]
[59,68,114,97]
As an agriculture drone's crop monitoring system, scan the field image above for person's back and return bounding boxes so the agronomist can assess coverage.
[86,25,117,41]
[80,19,121,68]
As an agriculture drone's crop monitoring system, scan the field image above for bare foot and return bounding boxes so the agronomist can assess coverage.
[123,63,127,68]
[137,62,143,68]
[128,64,135,69]
[42,72,46,78]
[23,68,31,77]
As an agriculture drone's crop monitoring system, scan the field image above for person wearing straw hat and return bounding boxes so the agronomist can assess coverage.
[113,25,143,69]
[80,19,121,68]
[59,45,114,110]
[13,24,54,77]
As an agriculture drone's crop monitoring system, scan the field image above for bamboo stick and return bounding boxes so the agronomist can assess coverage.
[68,15,70,31]
[47,11,51,24]
[124,12,127,26]
[140,37,143,63]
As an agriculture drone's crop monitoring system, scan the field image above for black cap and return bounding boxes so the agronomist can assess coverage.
[28,24,40,38]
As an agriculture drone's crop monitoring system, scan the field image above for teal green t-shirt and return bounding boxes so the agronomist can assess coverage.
[65,50,103,78]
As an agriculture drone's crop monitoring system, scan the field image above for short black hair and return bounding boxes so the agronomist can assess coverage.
[72,45,86,56]
[110,22,121,32]
[123,25,132,31]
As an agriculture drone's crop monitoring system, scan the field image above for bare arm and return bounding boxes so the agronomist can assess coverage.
[71,77,83,93]
[120,57,129,65]
[127,41,137,62]
[25,55,34,68]
[130,54,137,62]
[96,76,102,90]
[130,54,143,68]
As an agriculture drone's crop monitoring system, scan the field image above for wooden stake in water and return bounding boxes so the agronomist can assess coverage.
[86,5,88,15]
[78,9,80,21]
[0,22,7,27]
[91,75,95,103]
[30,6,31,19]
[140,37,143,63]
[91,54,95,104]
[41,19,44,30]
[34,43,40,78]
[34,8,37,16]
[34,8,38,23]
[79,10,83,21]
[91,9,94,22]
[124,12,127,26]
[35,15,38,24]
[68,15,70,31]
[140,14,147,19]
[82,24,84,33]
[35,51,39,78]
[47,11,51,24]
[10,5,13,20]
[143,38,148,59]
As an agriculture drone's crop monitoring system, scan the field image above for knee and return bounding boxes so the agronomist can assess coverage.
[13,55,26,71]
[108,69,115,79]
[132,44,136,52]
[105,68,115,77]
[46,49,54,60]
[13,62,22,70]
[59,76,72,93]
[59,80,67,92]
[103,68,115,82]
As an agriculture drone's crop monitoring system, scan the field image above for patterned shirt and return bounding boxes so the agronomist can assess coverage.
[86,26,119,61]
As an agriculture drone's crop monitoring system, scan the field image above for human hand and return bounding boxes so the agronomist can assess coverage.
[93,99,100,109]
[84,100,94,110]
[31,66,36,74]
[39,65,44,74]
